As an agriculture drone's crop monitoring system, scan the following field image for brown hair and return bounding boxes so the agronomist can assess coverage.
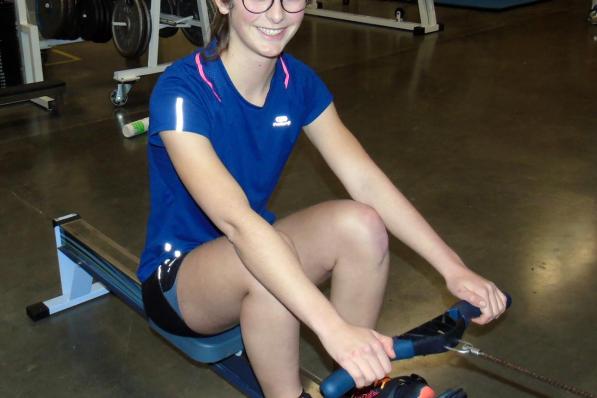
[204,0,233,60]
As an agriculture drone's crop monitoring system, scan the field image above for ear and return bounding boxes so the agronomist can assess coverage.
[211,0,231,15]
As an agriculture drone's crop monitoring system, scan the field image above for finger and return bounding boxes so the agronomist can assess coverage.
[476,285,496,321]
[465,288,487,310]
[371,340,392,376]
[486,284,500,319]
[361,341,387,381]
[468,288,492,324]
[365,351,388,381]
[472,310,491,325]
[472,312,491,325]
[342,360,366,389]
[499,289,508,310]
[357,359,378,387]
[491,287,503,315]
[372,331,396,360]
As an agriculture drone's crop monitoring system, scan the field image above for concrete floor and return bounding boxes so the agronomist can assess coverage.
[1,0,596,397]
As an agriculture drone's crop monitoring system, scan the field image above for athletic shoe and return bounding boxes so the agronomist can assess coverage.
[350,374,436,398]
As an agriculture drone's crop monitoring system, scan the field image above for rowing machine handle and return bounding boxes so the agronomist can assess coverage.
[449,292,512,325]
[319,293,512,398]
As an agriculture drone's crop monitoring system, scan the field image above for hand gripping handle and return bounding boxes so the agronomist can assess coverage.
[320,293,512,398]
[448,293,512,325]
[319,338,415,398]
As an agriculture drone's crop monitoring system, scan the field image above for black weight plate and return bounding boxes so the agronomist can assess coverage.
[139,0,152,54]
[103,0,115,41]
[94,0,113,42]
[159,0,178,38]
[78,0,98,40]
[176,0,214,47]
[36,0,68,39]
[92,0,105,41]
[112,0,148,58]
[58,0,76,39]
[55,0,70,39]
[63,0,81,39]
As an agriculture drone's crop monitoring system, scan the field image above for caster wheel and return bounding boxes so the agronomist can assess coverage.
[111,89,128,107]
[395,7,405,21]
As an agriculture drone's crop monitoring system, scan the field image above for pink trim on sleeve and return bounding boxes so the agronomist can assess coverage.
[194,53,222,103]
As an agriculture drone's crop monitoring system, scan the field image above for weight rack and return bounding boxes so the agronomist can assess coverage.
[110,0,212,106]
[14,0,81,110]
[305,0,442,35]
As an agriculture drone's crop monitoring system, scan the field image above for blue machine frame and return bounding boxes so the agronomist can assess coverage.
[26,214,265,397]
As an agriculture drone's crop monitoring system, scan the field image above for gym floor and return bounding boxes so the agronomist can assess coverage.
[2,0,596,397]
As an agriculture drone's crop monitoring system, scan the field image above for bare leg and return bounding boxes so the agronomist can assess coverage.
[175,200,390,397]
[275,201,390,328]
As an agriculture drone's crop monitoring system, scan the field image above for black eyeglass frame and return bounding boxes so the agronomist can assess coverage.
[241,0,311,14]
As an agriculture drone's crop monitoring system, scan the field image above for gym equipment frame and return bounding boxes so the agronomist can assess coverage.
[110,0,213,106]
[305,0,442,35]
[13,0,76,111]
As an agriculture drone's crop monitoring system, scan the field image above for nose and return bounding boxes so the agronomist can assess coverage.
[266,0,285,23]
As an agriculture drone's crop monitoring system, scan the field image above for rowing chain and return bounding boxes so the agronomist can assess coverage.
[446,341,597,398]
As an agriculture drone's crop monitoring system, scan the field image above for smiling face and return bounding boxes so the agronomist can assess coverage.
[214,0,305,60]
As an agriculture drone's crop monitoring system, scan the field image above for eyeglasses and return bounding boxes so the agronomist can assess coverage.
[242,0,309,14]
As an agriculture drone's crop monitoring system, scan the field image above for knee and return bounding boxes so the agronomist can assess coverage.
[335,201,389,260]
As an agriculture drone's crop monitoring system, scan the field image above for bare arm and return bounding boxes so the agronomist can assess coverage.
[304,104,507,323]
[161,130,397,385]
[161,130,398,385]
[160,130,343,333]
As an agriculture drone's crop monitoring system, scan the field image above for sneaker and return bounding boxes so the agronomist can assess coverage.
[350,374,437,398]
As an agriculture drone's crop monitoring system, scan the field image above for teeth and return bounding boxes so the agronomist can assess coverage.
[258,27,283,36]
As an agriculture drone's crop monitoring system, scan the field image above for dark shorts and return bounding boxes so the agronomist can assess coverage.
[141,253,202,337]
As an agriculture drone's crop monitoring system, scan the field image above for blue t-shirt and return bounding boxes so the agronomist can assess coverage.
[138,45,333,282]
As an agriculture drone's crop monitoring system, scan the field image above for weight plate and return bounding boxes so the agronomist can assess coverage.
[159,0,178,38]
[93,0,105,41]
[112,0,149,58]
[78,0,99,41]
[93,0,113,43]
[140,0,152,55]
[36,0,68,39]
[176,0,214,47]
[63,0,81,39]
[103,0,115,41]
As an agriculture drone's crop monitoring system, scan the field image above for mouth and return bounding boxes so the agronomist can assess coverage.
[256,26,286,39]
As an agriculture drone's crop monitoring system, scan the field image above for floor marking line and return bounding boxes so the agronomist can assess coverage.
[45,48,82,66]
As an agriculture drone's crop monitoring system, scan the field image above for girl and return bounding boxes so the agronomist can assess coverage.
[138,0,507,396]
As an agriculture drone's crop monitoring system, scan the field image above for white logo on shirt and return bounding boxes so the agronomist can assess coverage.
[272,115,292,127]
